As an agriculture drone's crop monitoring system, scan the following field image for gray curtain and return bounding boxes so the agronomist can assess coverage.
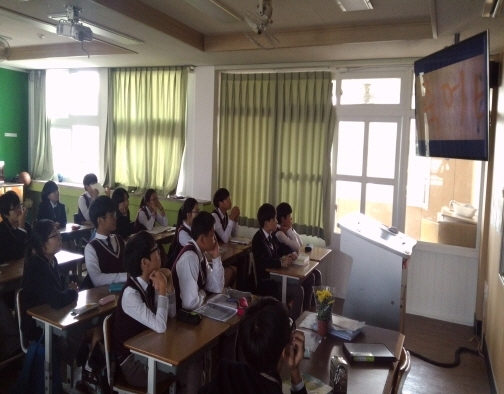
[30,70,54,180]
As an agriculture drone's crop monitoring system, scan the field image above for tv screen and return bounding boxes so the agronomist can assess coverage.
[414,31,489,161]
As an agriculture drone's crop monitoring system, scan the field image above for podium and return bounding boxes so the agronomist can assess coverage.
[338,213,416,332]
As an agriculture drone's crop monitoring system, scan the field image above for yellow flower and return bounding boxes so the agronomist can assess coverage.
[316,289,333,304]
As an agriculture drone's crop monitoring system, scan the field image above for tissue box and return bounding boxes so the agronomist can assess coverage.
[293,254,309,266]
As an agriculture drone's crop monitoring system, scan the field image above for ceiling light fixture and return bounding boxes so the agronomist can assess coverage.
[482,0,503,17]
[337,0,373,12]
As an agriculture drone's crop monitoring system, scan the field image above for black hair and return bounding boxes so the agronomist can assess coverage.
[83,173,98,187]
[191,211,215,240]
[41,181,59,202]
[124,231,157,277]
[0,191,21,220]
[212,188,230,208]
[176,197,198,228]
[257,203,276,228]
[111,188,129,211]
[276,202,293,223]
[26,219,56,259]
[238,297,291,374]
[89,196,116,227]
[140,189,156,208]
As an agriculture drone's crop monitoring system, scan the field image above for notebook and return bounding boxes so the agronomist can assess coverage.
[343,343,397,363]
[194,293,238,322]
[229,237,252,245]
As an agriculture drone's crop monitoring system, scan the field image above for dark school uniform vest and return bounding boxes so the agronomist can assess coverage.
[113,276,156,364]
[212,208,228,243]
[133,206,150,233]
[167,225,192,269]
[256,230,281,281]
[172,243,207,311]
[76,193,92,224]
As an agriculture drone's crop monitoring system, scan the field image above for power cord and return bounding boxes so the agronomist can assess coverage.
[407,346,483,368]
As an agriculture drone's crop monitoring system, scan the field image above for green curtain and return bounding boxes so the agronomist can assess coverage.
[110,67,188,194]
[30,70,54,180]
[218,72,336,242]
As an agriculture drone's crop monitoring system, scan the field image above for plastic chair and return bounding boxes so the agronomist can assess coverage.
[102,314,175,394]
[15,288,28,353]
[393,347,411,394]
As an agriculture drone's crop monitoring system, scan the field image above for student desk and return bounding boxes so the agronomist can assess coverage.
[291,311,405,394]
[266,261,319,304]
[124,316,230,394]
[27,287,117,394]
[0,258,23,295]
[151,228,176,245]
[59,222,94,235]
[55,250,85,281]
[305,246,332,262]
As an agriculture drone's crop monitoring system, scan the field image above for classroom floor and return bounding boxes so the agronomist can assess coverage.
[0,312,492,394]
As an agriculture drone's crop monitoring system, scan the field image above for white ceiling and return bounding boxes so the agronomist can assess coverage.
[0,0,503,70]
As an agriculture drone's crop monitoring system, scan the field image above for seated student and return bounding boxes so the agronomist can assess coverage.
[0,191,31,264]
[82,196,127,288]
[276,202,322,295]
[199,297,307,394]
[252,203,315,321]
[211,188,240,243]
[134,189,168,232]
[37,181,67,229]
[171,211,224,311]
[113,231,195,388]
[77,173,106,225]
[111,187,134,239]
[167,198,200,266]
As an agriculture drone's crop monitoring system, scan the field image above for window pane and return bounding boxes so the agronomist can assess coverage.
[70,71,99,116]
[365,183,394,226]
[71,126,100,181]
[367,122,397,179]
[340,78,401,105]
[50,127,72,176]
[336,122,364,176]
[47,70,70,119]
[335,181,361,231]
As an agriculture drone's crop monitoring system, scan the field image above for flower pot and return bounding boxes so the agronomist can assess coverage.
[317,319,329,337]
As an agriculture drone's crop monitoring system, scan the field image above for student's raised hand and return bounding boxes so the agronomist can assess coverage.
[68,281,79,292]
[104,186,111,197]
[150,270,167,296]
[282,330,305,384]
[90,188,100,199]
[118,202,128,215]
[158,268,174,294]
[230,206,240,221]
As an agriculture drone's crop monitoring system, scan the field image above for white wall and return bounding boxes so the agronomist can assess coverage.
[183,66,215,201]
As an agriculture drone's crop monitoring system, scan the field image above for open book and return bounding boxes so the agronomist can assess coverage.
[147,226,175,235]
[194,293,238,322]
[229,237,252,245]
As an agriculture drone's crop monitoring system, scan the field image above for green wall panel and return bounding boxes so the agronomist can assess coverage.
[0,68,29,179]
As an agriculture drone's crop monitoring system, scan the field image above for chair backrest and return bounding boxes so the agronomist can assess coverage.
[103,314,114,387]
[16,288,28,353]
[393,347,411,394]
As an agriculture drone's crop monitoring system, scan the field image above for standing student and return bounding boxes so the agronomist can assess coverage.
[77,173,108,225]
[211,188,240,243]
[167,198,200,267]
[113,231,194,388]
[0,191,31,264]
[134,189,168,232]
[111,187,134,239]
[198,297,307,394]
[37,181,67,229]
[171,211,224,311]
[252,203,315,321]
[82,196,126,289]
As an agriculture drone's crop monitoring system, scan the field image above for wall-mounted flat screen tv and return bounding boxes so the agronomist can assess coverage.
[414,31,489,161]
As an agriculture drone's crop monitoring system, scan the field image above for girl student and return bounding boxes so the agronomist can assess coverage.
[37,181,67,229]
[111,187,134,239]
[134,189,168,232]
[167,198,200,266]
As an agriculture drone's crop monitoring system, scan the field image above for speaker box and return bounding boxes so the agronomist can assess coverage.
[489,60,500,88]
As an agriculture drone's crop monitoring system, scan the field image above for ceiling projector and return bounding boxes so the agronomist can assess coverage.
[57,20,92,42]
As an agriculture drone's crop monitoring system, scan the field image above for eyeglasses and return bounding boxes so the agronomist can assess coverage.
[9,203,24,212]
[149,245,160,256]
[47,231,61,240]
[289,317,296,333]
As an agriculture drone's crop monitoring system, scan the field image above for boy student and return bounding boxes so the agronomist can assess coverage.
[77,173,109,225]
[252,203,315,321]
[198,297,307,394]
[212,188,240,243]
[171,211,225,311]
[82,196,127,288]
[0,191,31,263]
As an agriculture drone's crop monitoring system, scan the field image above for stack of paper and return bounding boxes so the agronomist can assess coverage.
[299,312,366,341]
[147,226,175,234]
[293,254,309,266]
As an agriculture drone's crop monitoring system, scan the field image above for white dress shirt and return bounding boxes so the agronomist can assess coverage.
[137,207,168,231]
[179,222,192,246]
[212,208,238,243]
[77,191,93,222]
[176,240,224,310]
[121,276,176,334]
[84,232,127,287]
[275,227,303,253]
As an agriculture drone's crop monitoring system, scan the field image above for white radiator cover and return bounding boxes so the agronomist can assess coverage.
[406,247,478,326]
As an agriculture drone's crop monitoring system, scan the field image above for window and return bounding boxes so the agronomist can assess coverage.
[46,69,107,183]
